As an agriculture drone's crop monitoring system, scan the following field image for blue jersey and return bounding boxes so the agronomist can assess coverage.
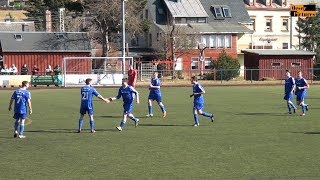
[193,83,205,104]
[80,85,99,108]
[149,78,161,95]
[11,88,31,114]
[117,85,138,104]
[284,76,295,93]
[295,77,308,93]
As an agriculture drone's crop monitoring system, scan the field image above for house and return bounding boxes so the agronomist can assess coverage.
[242,49,315,80]
[238,0,318,75]
[130,0,252,78]
[0,32,91,74]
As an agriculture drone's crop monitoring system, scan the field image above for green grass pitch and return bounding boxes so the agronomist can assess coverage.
[0,85,320,179]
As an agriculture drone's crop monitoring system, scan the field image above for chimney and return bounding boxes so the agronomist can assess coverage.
[45,10,52,32]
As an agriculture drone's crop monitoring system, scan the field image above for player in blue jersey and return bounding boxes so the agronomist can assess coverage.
[190,76,214,126]
[295,71,309,116]
[8,81,32,138]
[78,78,109,133]
[109,78,140,131]
[146,72,167,118]
[284,70,297,114]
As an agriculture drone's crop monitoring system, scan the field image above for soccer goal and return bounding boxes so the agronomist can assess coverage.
[62,56,133,87]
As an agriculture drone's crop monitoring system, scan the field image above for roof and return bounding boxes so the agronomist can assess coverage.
[0,32,91,53]
[0,10,28,21]
[0,21,35,31]
[241,49,316,56]
[164,0,208,17]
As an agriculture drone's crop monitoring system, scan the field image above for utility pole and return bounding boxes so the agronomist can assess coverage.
[121,0,126,74]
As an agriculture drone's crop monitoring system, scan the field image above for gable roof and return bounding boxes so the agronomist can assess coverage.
[0,21,35,31]
[242,49,316,56]
[164,0,208,17]
[149,0,252,34]
[0,32,91,53]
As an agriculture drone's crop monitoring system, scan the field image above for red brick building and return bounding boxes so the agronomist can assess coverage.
[130,0,252,74]
[242,49,316,80]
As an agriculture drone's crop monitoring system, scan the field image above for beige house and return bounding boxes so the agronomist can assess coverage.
[237,0,317,75]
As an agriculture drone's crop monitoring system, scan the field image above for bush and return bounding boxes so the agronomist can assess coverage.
[203,73,214,80]
[214,49,240,81]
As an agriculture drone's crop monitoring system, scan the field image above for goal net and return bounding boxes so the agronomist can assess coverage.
[62,56,133,87]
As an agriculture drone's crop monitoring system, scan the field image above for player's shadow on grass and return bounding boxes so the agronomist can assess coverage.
[25,129,78,134]
[139,123,191,127]
[293,132,320,135]
[235,112,288,117]
[99,115,123,118]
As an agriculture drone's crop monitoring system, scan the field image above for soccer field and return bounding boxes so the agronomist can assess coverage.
[0,85,320,179]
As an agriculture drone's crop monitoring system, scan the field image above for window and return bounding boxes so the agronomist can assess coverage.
[201,36,207,46]
[250,18,256,31]
[217,35,225,48]
[197,18,206,23]
[187,18,197,23]
[149,33,152,47]
[157,8,164,15]
[282,19,289,31]
[204,58,212,69]
[175,17,182,24]
[209,35,216,48]
[292,62,301,67]
[191,58,199,69]
[272,62,281,67]
[214,7,223,18]
[225,35,231,48]
[14,34,22,41]
[175,58,183,70]
[222,6,231,17]
[265,18,272,31]
[145,9,149,20]
[282,43,289,49]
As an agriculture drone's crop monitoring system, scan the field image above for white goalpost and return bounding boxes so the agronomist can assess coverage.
[62,56,133,87]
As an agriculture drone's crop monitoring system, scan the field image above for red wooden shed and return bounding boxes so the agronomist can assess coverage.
[242,49,316,80]
[0,32,91,74]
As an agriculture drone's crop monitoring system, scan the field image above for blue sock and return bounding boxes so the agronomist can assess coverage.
[120,120,125,128]
[19,124,25,135]
[129,115,137,122]
[301,105,306,113]
[201,112,212,118]
[287,104,291,112]
[90,119,94,130]
[193,114,199,125]
[14,119,19,131]
[160,105,166,113]
[148,105,152,114]
[78,119,84,130]
[289,102,297,109]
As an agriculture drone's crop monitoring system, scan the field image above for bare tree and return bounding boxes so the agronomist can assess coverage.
[83,0,147,57]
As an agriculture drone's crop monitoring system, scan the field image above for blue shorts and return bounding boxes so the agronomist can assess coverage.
[148,93,162,103]
[13,113,27,120]
[193,102,204,111]
[296,91,306,102]
[123,103,134,114]
[284,93,293,101]
[80,106,94,115]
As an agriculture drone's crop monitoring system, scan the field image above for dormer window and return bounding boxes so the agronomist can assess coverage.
[212,5,232,19]
[14,34,22,41]
[213,7,223,18]
[222,6,232,17]
[56,33,65,39]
